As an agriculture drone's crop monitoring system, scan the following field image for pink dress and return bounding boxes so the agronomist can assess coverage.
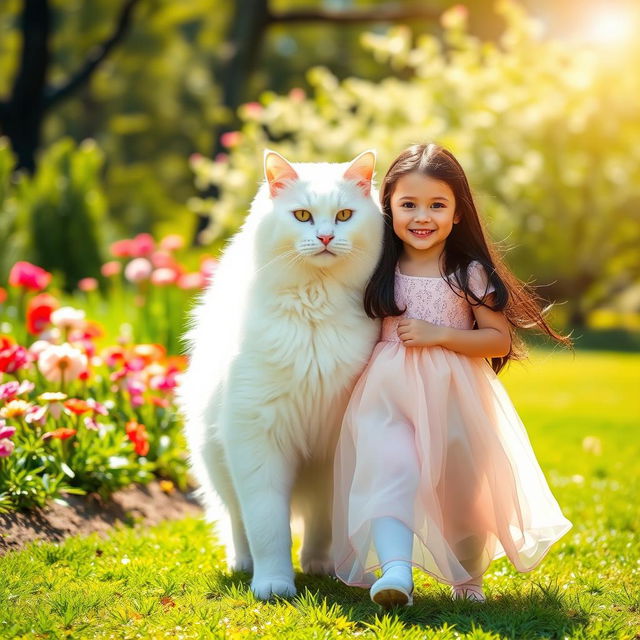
[333,261,572,588]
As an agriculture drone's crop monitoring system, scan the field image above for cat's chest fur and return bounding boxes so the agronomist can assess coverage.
[248,278,376,385]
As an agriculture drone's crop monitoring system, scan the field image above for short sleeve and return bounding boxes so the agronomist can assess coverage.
[467,261,495,301]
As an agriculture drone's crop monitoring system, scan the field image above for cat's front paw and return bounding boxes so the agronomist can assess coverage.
[251,576,297,600]
[230,554,253,573]
[301,556,335,576]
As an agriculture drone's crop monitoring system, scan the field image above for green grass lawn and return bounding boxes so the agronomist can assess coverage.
[1,350,639,639]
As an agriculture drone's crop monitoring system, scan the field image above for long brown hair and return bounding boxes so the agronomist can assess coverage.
[364,143,571,373]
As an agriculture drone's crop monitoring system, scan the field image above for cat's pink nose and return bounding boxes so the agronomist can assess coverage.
[318,234,334,246]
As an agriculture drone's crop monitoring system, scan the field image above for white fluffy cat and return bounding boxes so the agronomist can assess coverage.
[178,149,383,599]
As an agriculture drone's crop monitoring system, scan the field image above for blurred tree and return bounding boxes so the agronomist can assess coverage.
[197,0,444,242]
[0,0,141,173]
[191,3,640,328]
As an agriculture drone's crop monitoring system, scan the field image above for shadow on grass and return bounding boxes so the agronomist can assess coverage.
[218,570,589,639]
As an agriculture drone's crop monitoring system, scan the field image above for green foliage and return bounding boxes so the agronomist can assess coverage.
[0,379,188,513]
[192,2,640,327]
[1,350,639,638]
[0,139,29,281]
[0,138,110,289]
[22,138,108,290]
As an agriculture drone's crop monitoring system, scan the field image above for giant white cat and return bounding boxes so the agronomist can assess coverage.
[178,149,383,599]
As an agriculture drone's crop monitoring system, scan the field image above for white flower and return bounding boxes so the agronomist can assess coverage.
[50,306,86,331]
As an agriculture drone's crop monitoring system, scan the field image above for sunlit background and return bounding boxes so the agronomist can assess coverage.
[0,0,639,336]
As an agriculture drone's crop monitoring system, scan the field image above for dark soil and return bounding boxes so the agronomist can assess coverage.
[0,481,203,555]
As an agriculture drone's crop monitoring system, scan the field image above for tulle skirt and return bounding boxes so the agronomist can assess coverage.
[332,341,572,588]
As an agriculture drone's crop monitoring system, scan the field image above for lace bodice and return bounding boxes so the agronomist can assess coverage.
[380,261,494,342]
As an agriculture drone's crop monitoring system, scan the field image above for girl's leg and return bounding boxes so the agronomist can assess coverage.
[372,516,414,590]
[367,421,419,607]
[451,575,485,602]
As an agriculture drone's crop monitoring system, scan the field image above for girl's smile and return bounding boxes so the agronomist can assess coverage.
[391,173,458,259]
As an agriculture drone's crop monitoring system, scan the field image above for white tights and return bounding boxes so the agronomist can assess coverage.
[372,516,414,591]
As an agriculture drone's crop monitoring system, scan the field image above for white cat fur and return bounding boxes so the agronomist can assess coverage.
[178,150,383,599]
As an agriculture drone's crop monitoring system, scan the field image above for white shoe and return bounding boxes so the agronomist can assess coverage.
[370,568,414,609]
[451,583,486,602]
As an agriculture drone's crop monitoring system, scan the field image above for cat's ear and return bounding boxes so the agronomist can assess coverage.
[343,150,376,197]
[264,149,299,198]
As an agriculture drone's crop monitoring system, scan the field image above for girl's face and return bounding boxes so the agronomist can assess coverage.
[390,172,458,258]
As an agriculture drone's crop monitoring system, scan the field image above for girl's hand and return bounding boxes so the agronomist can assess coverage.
[396,318,446,347]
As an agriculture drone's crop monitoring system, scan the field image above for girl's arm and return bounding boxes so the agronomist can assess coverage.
[396,295,512,358]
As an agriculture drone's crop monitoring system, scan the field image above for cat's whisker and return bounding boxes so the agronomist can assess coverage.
[253,250,300,275]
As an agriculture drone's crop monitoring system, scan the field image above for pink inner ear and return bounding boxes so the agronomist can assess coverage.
[344,154,375,196]
[266,155,298,197]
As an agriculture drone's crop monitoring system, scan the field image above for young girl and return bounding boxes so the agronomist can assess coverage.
[332,143,573,609]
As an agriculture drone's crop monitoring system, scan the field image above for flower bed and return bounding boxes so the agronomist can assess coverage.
[0,235,214,513]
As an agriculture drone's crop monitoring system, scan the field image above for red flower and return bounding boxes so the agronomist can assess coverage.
[103,347,126,368]
[43,428,77,441]
[64,398,91,415]
[151,396,170,409]
[110,239,135,258]
[125,420,150,456]
[0,336,31,374]
[9,262,52,291]
[0,287,7,304]
[26,293,59,335]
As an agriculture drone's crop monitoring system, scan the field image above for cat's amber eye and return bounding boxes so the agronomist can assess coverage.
[336,209,353,222]
[293,209,312,222]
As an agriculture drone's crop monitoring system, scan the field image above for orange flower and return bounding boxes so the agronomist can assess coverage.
[64,398,91,415]
[43,428,77,440]
[125,420,150,456]
[132,344,166,365]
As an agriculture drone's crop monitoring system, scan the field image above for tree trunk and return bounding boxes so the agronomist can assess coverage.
[1,0,51,174]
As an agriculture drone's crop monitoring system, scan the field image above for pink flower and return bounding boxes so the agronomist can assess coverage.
[177,273,205,290]
[86,398,108,416]
[150,372,178,392]
[101,261,122,277]
[289,88,306,102]
[127,379,146,396]
[78,277,98,292]
[124,258,152,283]
[110,239,135,258]
[131,233,155,257]
[220,131,242,148]
[151,250,175,269]
[200,258,219,279]
[9,262,52,291]
[159,235,184,252]
[151,268,178,286]
[0,380,32,402]
[243,101,263,117]
[38,344,88,384]
[0,438,14,457]
[0,381,20,401]
[84,416,99,431]
[131,394,144,408]
[25,405,48,426]
[0,423,16,439]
